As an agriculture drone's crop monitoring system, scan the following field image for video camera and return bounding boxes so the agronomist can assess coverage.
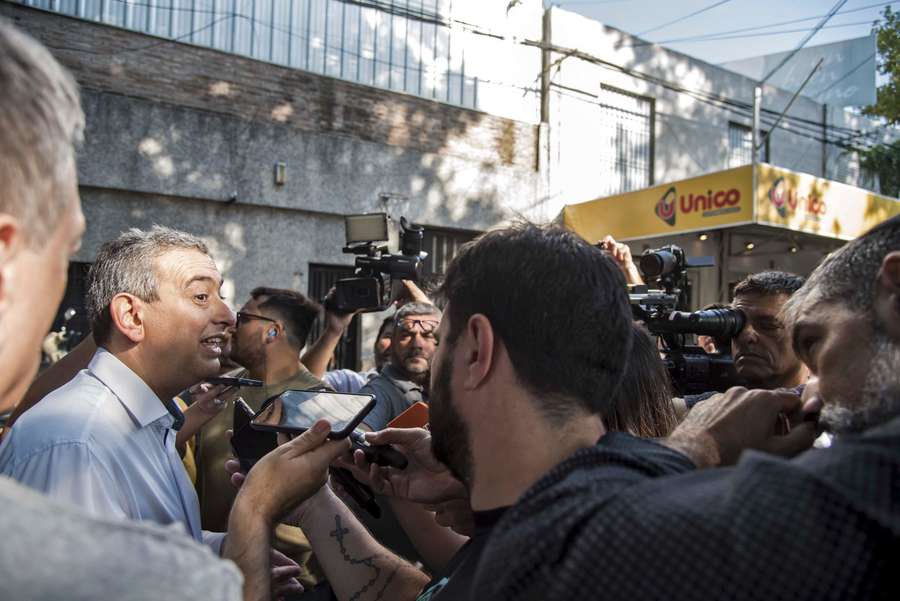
[629,245,746,395]
[330,213,427,313]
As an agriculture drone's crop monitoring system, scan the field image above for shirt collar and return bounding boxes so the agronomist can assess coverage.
[89,348,174,429]
[381,363,424,393]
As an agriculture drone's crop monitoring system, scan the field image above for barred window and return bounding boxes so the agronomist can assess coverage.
[23,0,481,109]
[594,86,654,196]
[728,122,769,167]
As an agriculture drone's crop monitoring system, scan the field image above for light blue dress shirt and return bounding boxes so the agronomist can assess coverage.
[0,348,224,552]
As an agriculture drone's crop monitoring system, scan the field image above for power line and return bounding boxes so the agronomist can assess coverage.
[626,1,894,46]
[36,1,884,147]
[660,20,877,44]
[45,13,234,55]
[530,37,879,138]
[637,0,735,37]
[762,0,849,83]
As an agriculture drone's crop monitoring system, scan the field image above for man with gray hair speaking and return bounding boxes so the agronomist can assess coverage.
[0,21,351,601]
[1,226,237,549]
[0,20,245,600]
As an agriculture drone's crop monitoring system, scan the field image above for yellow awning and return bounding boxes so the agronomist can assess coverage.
[562,163,900,242]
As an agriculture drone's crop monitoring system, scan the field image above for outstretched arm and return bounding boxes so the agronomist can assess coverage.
[292,486,431,601]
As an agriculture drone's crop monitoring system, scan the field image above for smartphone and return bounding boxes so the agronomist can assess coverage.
[387,401,429,429]
[207,376,264,388]
[250,390,376,439]
[230,398,277,472]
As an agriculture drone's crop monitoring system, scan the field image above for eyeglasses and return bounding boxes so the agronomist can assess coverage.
[236,311,277,326]
[396,319,439,335]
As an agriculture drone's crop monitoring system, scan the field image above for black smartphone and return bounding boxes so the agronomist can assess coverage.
[208,376,264,388]
[230,398,277,472]
[250,389,376,439]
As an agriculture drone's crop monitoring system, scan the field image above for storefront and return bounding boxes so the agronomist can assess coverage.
[561,164,900,308]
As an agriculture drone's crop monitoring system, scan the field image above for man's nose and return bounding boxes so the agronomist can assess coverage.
[738,323,759,344]
[214,299,237,328]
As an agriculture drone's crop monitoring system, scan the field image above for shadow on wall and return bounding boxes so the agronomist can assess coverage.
[10,0,544,234]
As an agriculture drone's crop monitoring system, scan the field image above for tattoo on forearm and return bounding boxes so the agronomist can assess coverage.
[330,515,399,601]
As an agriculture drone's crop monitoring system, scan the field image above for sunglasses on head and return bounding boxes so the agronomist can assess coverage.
[396,319,439,335]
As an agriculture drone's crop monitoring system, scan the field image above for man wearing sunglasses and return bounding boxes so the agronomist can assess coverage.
[193,286,330,590]
[360,302,441,431]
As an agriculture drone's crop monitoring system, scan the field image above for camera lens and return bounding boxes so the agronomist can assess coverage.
[639,250,678,278]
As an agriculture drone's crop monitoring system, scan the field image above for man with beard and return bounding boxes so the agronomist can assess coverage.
[235,224,637,601]
[193,286,328,588]
[730,271,808,390]
[468,217,900,600]
[359,302,440,430]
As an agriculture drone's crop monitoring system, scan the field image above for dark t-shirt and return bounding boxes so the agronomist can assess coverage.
[416,506,508,601]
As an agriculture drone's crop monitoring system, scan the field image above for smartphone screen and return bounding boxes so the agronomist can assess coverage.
[250,390,376,438]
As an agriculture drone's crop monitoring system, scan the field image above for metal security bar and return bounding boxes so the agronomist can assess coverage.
[728,121,769,167]
[595,86,653,196]
[421,226,477,275]
[24,0,480,109]
[307,263,360,370]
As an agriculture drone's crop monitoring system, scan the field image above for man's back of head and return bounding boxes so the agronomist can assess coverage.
[437,223,632,421]
[428,223,632,504]
[0,20,86,413]
[731,270,807,390]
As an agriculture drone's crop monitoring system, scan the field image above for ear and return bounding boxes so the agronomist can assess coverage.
[875,251,900,342]
[0,215,24,308]
[109,293,146,343]
[263,322,282,345]
[462,314,495,390]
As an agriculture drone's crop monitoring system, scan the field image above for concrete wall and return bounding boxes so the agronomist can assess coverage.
[3,2,545,308]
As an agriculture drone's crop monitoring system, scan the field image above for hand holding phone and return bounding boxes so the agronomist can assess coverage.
[230,398,277,472]
[348,431,408,469]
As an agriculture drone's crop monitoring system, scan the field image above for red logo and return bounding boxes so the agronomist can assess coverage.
[655,187,677,226]
[767,177,827,218]
[654,186,741,226]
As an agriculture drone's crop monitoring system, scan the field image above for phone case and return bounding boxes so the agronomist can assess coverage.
[231,399,277,471]
[387,401,429,429]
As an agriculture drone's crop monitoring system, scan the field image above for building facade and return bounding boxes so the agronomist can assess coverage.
[5,0,895,363]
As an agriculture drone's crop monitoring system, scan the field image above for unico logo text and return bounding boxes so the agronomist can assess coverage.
[654,185,741,226]
[768,176,827,219]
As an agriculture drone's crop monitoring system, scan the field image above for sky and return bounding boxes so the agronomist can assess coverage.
[545,0,892,65]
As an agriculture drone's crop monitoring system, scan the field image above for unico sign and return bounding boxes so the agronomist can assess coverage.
[655,185,742,227]
[562,165,754,242]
